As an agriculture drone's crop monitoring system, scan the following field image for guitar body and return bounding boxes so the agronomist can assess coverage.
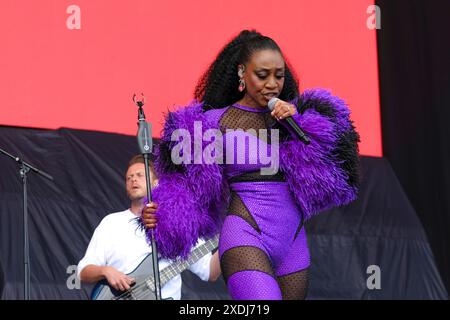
[91,254,156,300]
[90,235,218,300]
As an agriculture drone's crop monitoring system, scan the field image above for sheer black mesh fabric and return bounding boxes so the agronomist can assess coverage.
[219,106,279,143]
[221,246,310,300]
[229,170,285,183]
[228,191,261,233]
[220,246,275,282]
[277,269,309,300]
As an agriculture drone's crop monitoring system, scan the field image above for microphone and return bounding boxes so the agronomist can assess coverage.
[268,98,310,145]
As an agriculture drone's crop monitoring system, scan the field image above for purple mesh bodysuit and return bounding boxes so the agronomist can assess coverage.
[150,90,360,301]
[206,103,310,300]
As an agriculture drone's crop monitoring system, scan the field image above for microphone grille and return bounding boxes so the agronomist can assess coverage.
[267,97,279,111]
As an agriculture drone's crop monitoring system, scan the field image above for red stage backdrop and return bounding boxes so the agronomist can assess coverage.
[0,0,381,156]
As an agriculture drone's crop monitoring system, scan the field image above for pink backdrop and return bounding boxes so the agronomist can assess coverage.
[0,0,381,156]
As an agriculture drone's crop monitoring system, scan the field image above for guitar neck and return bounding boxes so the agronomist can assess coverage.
[148,235,219,288]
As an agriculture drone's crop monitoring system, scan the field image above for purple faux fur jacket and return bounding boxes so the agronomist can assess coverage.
[149,89,360,259]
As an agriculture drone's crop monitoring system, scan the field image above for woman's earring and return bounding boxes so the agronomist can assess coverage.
[238,67,245,92]
[238,78,246,92]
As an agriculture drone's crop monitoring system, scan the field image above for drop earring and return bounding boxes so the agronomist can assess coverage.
[238,79,246,92]
[238,67,245,92]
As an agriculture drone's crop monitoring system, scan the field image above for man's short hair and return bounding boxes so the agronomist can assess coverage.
[128,154,156,176]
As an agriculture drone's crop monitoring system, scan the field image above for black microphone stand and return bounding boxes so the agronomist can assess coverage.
[0,147,53,300]
[133,94,162,300]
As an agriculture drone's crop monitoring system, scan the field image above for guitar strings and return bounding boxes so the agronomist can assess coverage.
[114,261,183,300]
[112,262,184,300]
[113,279,154,300]
[111,236,219,300]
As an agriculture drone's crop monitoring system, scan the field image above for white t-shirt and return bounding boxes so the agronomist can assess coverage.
[77,209,211,300]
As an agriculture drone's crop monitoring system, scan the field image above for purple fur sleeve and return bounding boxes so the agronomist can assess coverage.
[280,89,360,219]
[150,174,219,259]
[149,101,228,259]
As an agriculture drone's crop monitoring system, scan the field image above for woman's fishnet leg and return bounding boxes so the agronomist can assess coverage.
[220,246,282,299]
[277,269,309,300]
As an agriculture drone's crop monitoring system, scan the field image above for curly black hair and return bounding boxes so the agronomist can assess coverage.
[194,29,300,111]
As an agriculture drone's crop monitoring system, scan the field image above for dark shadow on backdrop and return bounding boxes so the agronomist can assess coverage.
[376,0,450,295]
[0,260,4,297]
